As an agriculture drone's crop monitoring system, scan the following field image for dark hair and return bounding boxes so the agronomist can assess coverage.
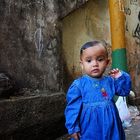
[80,40,108,57]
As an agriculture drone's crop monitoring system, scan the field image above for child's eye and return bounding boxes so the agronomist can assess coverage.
[87,59,91,63]
[97,57,104,61]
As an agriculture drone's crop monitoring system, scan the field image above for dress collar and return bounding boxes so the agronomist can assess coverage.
[83,74,105,81]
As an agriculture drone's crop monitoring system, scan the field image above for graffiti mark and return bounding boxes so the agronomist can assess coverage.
[125,21,129,32]
[138,11,140,21]
[47,38,57,51]
[132,12,140,44]
[133,24,140,39]
[130,0,138,5]
[34,27,44,58]
[124,7,131,15]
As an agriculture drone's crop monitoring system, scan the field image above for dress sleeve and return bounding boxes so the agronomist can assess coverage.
[114,71,131,96]
[64,80,82,135]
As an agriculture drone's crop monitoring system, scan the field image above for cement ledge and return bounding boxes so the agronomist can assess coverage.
[0,92,66,138]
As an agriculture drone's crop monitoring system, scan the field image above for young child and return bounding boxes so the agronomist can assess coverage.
[64,40,131,140]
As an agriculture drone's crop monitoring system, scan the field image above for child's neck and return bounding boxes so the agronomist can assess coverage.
[85,74,103,79]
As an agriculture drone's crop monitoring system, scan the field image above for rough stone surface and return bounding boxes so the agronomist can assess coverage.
[0,0,61,92]
[125,119,140,140]
[125,0,140,102]
[0,92,66,139]
[0,0,88,95]
[58,0,88,18]
[0,0,88,139]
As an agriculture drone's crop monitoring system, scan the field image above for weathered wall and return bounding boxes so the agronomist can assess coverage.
[0,0,88,139]
[0,0,61,93]
[62,0,111,89]
[125,0,140,103]
[0,0,87,94]
[0,93,65,139]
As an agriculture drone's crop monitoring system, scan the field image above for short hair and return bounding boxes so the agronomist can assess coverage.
[80,40,108,57]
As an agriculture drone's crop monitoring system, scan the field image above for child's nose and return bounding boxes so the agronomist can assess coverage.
[92,60,98,66]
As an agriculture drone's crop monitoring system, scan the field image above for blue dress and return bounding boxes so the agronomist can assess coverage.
[65,71,131,140]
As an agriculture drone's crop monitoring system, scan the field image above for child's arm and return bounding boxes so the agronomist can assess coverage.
[65,80,82,136]
[109,68,131,96]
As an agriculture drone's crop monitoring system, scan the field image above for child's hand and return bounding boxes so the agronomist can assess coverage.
[70,132,81,140]
[109,68,122,78]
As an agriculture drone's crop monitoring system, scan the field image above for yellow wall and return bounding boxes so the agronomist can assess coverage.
[62,0,110,80]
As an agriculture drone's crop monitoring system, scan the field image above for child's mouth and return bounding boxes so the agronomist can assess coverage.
[91,69,99,73]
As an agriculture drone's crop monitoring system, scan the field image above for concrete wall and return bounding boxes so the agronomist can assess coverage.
[0,0,87,139]
[125,0,140,103]
[0,93,65,139]
[62,0,111,89]
[0,0,61,92]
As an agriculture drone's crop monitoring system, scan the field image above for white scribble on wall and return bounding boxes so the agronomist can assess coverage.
[34,27,44,58]
[8,0,12,14]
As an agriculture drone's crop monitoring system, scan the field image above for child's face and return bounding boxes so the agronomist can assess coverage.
[80,44,109,78]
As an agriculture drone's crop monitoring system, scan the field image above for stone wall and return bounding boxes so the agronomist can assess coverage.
[0,0,87,139]
[0,93,65,139]
[0,0,87,94]
[125,0,140,104]
[0,0,61,93]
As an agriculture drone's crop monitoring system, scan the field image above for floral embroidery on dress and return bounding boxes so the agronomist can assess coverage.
[101,88,108,98]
